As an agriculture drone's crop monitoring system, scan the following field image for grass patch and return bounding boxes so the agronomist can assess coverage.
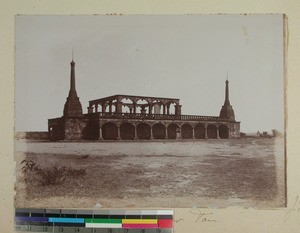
[21,159,87,186]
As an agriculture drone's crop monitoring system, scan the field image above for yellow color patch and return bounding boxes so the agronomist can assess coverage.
[122,219,158,224]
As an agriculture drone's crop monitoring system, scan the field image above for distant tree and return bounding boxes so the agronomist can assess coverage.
[240,132,247,137]
[257,131,261,138]
[262,131,269,137]
[271,129,282,137]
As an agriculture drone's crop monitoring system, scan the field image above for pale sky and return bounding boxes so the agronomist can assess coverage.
[15,15,284,133]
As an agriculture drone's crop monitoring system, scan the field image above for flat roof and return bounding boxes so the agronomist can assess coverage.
[89,94,180,104]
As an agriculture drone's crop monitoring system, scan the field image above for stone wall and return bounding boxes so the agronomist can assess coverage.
[229,122,240,138]
[15,131,49,140]
[64,118,88,140]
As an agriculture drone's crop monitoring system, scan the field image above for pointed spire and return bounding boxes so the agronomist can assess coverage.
[63,56,83,117]
[219,78,235,121]
[224,78,230,105]
[68,58,77,98]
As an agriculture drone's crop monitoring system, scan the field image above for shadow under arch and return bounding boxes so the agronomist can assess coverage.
[137,123,151,139]
[102,122,118,140]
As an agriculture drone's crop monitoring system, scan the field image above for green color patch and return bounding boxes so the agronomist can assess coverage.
[85,218,122,224]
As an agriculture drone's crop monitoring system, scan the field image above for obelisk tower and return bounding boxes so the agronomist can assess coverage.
[219,79,235,121]
[63,59,83,117]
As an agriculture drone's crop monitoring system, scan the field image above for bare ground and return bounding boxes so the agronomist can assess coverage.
[14,138,285,208]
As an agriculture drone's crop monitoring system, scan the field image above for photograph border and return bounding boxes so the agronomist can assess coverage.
[1,1,300,233]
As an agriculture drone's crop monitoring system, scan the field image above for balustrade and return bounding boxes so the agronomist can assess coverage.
[86,112,230,122]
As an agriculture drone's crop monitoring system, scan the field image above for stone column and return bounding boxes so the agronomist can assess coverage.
[176,126,182,139]
[175,105,182,115]
[95,105,98,113]
[134,125,138,140]
[116,101,122,114]
[192,127,195,139]
[167,105,170,115]
[117,126,121,140]
[165,126,168,139]
[133,103,137,114]
[109,102,112,113]
[216,126,220,139]
[149,104,152,114]
[150,126,154,139]
[99,125,103,140]
[163,105,166,115]
[204,124,208,139]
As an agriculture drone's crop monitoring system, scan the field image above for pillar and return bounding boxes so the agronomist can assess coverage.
[216,126,220,139]
[192,127,195,139]
[99,126,103,140]
[163,105,166,115]
[149,104,153,114]
[134,126,138,140]
[101,104,105,113]
[109,102,112,113]
[116,101,122,114]
[133,103,137,114]
[165,126,168,139]
[117,126,121,140]
[204,125,208,139]
[167,105,170,115]
[175,105,182,115]
[150,126,154,139]
[95,105,98,113]
[176,126,182,139]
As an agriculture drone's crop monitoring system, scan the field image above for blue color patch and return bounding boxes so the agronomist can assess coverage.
[48,217,84,223]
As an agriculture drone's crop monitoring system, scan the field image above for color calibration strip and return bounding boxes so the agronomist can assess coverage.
[15,209,173,233]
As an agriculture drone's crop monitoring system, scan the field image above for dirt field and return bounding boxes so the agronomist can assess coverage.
[14,138,285,208]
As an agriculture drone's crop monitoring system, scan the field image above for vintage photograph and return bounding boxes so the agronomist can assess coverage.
[14,15,285,208]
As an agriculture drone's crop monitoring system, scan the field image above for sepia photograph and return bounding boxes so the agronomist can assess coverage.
[14,15,285,208]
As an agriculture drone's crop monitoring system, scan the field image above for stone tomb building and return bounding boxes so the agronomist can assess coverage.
[48,60,240,141]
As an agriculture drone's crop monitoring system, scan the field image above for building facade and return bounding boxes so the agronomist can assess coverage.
[48,60,240,141]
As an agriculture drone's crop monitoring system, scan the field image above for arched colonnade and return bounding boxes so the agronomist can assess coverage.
[99,122,230,140]
[88,95,182,116]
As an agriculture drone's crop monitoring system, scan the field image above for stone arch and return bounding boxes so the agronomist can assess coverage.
[153,123,166,139]
[102,122,118,140]
[207,124,217,139]
[103,102,116,113]
[166,101,177,115]
[195,124,205,139]
[122,105,131,114]
[120,97,134,104]
[99,103,105,113]
[94,103,103,113]
[137,123,151,139]
[219,124,229,139]
[136,99,149,114]
[120,122,135,140]
[182,123,193,139]
[120,98,134,113]
[83,119,99,140]
[103,103,109,112]
[167,123,179,139]
[153,102,163,114]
